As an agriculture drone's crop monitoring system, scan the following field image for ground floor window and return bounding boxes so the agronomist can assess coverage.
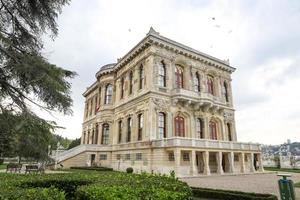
[168,152,175,161]
[100,154,107,160]
[182,152,190,161]
[136,153,142,160]
[125,154,130,160]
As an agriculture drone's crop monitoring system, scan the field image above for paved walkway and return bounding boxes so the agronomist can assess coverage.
[181,172,300,199]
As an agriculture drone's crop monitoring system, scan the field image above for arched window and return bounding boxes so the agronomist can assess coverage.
[129,71,133,95]
[95,124,99,144]
[137,113,143,141]
[118,120,122,144]
[139,65,144,89]
[101,123,109,145]
[175,65,184,88]
[105,84,113,104]
[194,72,201,92]
[196,118,204,139]
[120,77,124,99]
[175,116,185,137]
[127,117,132,142]
[224,82,229,102]
[97,87,101,110]
[158,61,166,87]
[227,123,232,141]
[158,112,166,139]
[207,76,214,95]
[209,120,217,140]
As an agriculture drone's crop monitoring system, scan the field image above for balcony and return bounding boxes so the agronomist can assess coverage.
[171,88,227,108]
[151,137,261,151]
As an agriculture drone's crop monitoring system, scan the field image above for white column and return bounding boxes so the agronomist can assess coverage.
[249,153,255,172]
[190,150,197,175]
[240,152,245,173]
[216,152,224,174]
[203,151,210,175]
[229,152,235,173]
[258,153,264,172]
[174,148,181,176]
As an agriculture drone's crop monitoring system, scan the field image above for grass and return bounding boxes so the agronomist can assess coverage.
[264,167,300,173]
[0,164,7,170]
[295,182,300,188]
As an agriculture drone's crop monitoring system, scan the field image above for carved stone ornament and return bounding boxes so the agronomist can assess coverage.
[224,111,234,121]
[153,98,170,110]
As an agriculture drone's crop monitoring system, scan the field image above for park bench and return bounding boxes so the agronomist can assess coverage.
[6,163,22,173]
[25,165,44,174]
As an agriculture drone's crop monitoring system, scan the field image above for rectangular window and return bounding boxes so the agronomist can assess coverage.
[168,152,175,161]
[100,154,107,160]
[118,120,122,144]
[116,154,121,160]
[182,152,190,161]
[158,113,166,139]
[125,154,130,160]
[136,153,142,161]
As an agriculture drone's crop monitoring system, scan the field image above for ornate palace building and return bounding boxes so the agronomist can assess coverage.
[57,28,264,177]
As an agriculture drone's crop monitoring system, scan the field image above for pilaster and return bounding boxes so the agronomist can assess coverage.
[216,152,224,174]
[203,151,210,175]
[174,148,181,176]
[190,150,197,175]
[229,152,235,173]
[239,152,245,173]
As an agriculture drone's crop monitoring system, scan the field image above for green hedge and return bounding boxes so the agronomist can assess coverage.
[69,166,113,171]
[0,171,191,200]
[295,182,300,188]
[0,187,65,200]
[192,187,278,200]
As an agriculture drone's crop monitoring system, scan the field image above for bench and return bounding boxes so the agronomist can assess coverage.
[25,165,44,174]
[6,163,22,173]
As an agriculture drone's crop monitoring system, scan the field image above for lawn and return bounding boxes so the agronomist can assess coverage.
[0,164,7,170]
[264,167,300,173]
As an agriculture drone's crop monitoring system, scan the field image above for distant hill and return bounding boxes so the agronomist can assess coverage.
[262,142,300,156]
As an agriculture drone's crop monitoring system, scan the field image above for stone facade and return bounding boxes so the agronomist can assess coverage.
[58,28,264,177]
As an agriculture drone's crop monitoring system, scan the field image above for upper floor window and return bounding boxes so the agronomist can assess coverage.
[89,98,93,116]
[207,76,214,95]
[224,82,229,102]
[95,124,99,144]
[127,117,132,142]
[94,95,98,114]
[227,123,232,141]
[139,65,144,89]
[85,102,88,118]
[137,113,143,141]
[158,61,166,87]
[120,77,125,99]
[91,129,95,144]
[175,116,185,137]
[194,72,201,92]
[158,112,166,139]
[101,123,109,144]
[105,84,113,104]
[129,71,133,95]
[196,118,204,139]
[98,87,101,108]
[118,120,122,144]
[209,120,217,140]
[175,65,184,89]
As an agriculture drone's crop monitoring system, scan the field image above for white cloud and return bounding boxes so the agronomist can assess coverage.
[41,0,300,144]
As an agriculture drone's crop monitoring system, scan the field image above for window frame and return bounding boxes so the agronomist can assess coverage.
[158,112,166,139]
[137,113,143,141]
[105,84,113,104]
[196,118,204,139]
[127,117,132,142]
[101,123,109,145]
[158,61,166,87]
[139,65,144,90]
[209,120,217,140]
[175,65,184,89]
[194,72,201,92]
[129,71,133,95]
[118,120,122,144]
[174,116,185,137]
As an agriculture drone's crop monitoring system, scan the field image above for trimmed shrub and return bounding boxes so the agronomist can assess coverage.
[126,167,133,173]
[192,187,278,200]
[76,184,189,200]
[0,159,4,165]
[0,187,65,200]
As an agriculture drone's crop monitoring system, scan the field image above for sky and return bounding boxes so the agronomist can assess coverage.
[41,0,300,145]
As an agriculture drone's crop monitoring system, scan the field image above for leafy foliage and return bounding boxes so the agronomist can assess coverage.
[0,0,75,160]
[67,138,81,149]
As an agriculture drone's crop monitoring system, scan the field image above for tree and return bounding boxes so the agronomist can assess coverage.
[68,138,81,149]
[0,0,75,160]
